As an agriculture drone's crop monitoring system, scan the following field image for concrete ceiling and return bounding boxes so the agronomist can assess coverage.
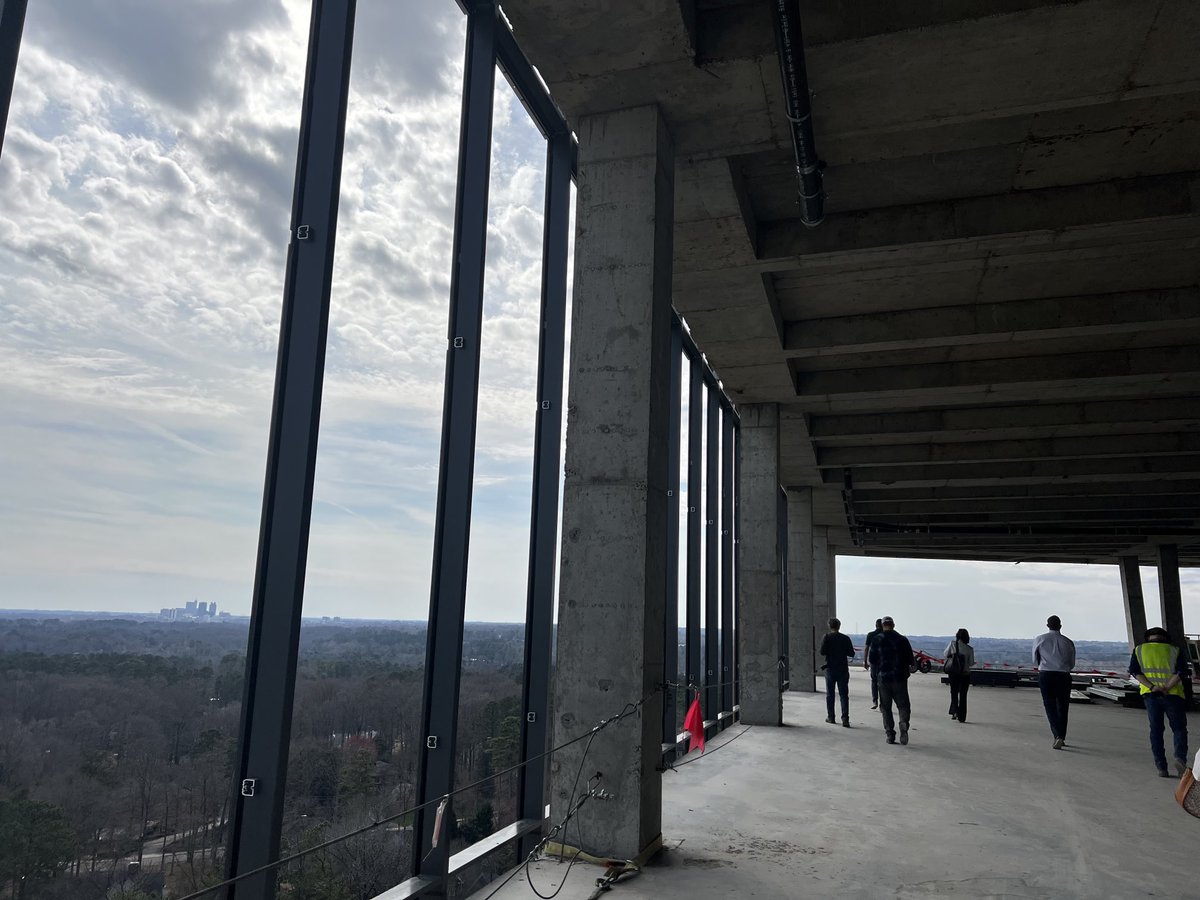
[502,0,1200,565]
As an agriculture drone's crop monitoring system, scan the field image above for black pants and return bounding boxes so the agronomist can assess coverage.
[947,673,970,721]
[1038,671,1072,739]
[825,669,849,719]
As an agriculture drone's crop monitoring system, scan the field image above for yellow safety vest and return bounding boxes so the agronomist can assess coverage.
[1134,643,1185,697]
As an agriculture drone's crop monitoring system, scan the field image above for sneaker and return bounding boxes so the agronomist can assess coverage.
[1052,737,1065,750]
[1157,766,1171,778]
[1176,758,1188,777]
[886,734,897,744]
[825,715,835,724]
[899,728,909,746]
[870,702,878,709]
[841,718,850,728]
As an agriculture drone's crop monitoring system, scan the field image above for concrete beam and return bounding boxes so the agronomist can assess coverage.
[737,403,783,725]
[818,433,1200,469]
[809,399,1200,446]
[828,455,1200,488]
[784,289,1200,358]
[849,481,1200,505]
[794,346,1200,413]
[759,173,1200,262]
[551,105,673,861]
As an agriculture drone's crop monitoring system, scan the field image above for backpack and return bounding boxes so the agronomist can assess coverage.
[943,642,967,676]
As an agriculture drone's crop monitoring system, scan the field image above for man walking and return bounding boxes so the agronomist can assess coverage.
[863,618,884,709]
[869,616,914,745]
[1129,626,1190,778]
[1033,615,1075,749]
[819,617,855,727]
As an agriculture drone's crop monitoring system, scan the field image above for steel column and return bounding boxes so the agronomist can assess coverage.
[0,0,30,159]
[413,2,497,889]
[662,320,683,757]
[720,409,735,718]
[778,488,790,691]
[225,2,357,897]
[704,390,720,719]
[516,127,572,858]
[1156,544,1186,650]
[1118,556,1146,649]
[733,423,742,710]
[685,359,704,701]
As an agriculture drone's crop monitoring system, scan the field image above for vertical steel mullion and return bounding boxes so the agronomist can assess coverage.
[685,358,704,704]
[0,0,30,159]
[662,321,683,757]
[778,488,790,691]
[720,410,735,717]
[413,2,496,889]
[733,423,742,709]
[225,2,357,897]
[517,128,571,857]
[704,389,720,721]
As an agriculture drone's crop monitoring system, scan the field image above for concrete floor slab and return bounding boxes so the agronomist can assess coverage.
[486,670,1196,899]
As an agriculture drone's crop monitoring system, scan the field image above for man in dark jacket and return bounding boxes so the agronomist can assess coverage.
[862,618,884,709]
[869,616,914,745]
[819,617,856,727]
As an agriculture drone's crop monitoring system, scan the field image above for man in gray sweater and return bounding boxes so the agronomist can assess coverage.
[1033,615,1076,750]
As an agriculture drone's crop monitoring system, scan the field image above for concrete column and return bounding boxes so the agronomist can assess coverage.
[812,527,831,639]
[737,403,783,725]
[1156,544,1186,649]
[786,488,815,692]
[550,105,673,860]
[1118,556,1146,649]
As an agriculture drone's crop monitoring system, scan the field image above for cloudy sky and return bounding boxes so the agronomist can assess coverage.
[0,0,1195,641]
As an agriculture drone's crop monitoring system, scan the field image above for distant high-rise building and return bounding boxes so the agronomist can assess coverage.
[185,600,197,612]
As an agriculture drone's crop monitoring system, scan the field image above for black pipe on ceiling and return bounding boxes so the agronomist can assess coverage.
[770,0,824,227]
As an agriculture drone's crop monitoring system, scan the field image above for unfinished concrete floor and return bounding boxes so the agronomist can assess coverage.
[486,670,1196,900]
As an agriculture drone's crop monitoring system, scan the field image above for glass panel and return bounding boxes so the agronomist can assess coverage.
[279,1,467,895]
[0,1,306,897]
[452,68,547,871]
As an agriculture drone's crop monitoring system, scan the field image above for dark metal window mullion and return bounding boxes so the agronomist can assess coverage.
[720,409,735,719]
[516,128,572,857]
[704,389,720,722]
[778,487,790,692]
[224,2,358,898]
[662,321,683,757]
[733,424,742,709]
[0,0,30,159]
[685,358,704,707]
[413,1,497,889]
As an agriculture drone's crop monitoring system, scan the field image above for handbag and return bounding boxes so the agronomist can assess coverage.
[942,642,965,676]
[1177,767,1200,818]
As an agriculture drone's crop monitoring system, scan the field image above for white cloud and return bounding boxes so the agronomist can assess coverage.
[0,0,552,621]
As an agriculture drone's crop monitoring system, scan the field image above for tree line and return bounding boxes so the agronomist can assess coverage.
[0,617,528,900]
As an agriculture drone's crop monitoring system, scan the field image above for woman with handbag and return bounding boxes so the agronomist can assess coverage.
[943,628,975,723]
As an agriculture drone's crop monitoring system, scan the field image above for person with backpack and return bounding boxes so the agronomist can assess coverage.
[943,628,975,723]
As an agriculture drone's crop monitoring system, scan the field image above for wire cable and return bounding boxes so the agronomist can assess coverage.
[664,725,752,771]
[176,689,660,900]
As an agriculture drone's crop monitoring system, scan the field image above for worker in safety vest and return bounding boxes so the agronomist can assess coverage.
[1128,626,1190,779]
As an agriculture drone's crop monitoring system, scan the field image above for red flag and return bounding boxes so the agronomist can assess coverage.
[683,692,705,754]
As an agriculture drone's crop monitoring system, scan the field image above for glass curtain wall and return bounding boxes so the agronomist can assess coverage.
[0,1,306,897]
[277,2,467,896]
